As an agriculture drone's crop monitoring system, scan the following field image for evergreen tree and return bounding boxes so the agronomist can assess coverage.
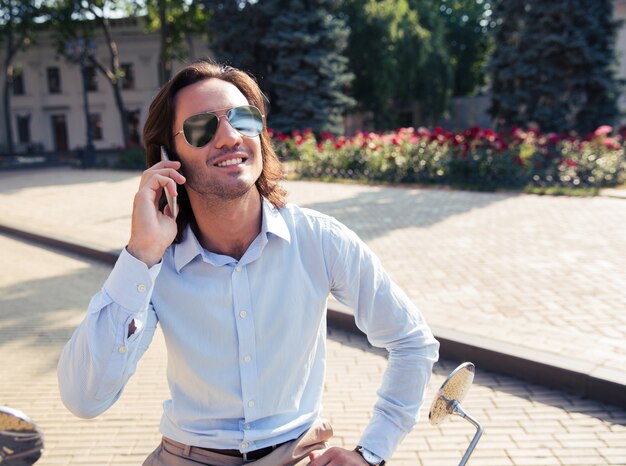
[260,0,355,134]
[208,0,269,80]
[209,0,354,135]
[489,0,622,134]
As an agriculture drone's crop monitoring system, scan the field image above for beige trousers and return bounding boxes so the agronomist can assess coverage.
[142,420,333,466]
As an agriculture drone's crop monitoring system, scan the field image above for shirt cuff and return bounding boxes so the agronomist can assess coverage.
[358,411,408,461]
[102,247,162,314]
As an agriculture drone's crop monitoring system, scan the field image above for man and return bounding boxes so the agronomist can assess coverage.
[58,60,439,466]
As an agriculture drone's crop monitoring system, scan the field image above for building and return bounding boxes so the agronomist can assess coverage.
[0,17,210,155]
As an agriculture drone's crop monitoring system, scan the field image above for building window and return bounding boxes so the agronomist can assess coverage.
[85,65,98,91]
[13,69,25,95]
[127,109,141,146]
[89,113,103,140]
[47,67,61,94]
[121,63,135,90]
[16,115,31,144]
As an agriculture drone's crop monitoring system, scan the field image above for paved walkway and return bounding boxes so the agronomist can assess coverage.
[1,168,626,465]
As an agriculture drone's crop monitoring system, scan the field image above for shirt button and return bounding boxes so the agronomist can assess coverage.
[243,355,252,363]
[248,400,255,408]
[118,345,127,353]
[241,441,249,449]
[235,265,242,273]
[244,423,251,430]
[136,283,147,293]
[239,310,248,318]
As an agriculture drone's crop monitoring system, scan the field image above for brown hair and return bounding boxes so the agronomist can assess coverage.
[142,59,287,242]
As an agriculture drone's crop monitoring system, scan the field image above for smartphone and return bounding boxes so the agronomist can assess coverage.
[160,146,178,218]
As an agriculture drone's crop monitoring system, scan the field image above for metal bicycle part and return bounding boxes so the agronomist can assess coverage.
[429,362,483,466]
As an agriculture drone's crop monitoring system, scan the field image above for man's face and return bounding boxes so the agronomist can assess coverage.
[172,78,263,202]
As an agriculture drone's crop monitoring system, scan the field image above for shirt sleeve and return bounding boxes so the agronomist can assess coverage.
[57,247,161,419]
[324,218,440,460]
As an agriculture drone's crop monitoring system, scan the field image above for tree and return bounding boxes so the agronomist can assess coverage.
[488,0,623,134]
[261,0,355,134]
[0,0,44,154]
[47,0,131,148]
[341,0,471,128]
[438,0,496,97]
[340,0,430,128]
[209,0,355,135]
[207,0,271,82]
[408,0,453,125]
[135,0,209,86]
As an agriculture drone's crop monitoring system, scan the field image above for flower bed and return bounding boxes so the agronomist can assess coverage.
[270,125,626,190]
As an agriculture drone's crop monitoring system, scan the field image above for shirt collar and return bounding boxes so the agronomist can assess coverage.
[173,198,290,272]
[261,198,291,244]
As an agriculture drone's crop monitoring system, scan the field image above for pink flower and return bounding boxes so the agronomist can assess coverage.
[594,125,612,137]
[603,137,621,151]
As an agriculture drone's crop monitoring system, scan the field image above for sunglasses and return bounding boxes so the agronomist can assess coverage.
[174,105,264,148]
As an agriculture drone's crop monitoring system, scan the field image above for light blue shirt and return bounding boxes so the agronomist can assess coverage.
[58,200,439,460]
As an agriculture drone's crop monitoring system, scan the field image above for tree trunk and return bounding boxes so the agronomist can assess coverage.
[3,64,14,155]
[111,80,129,148]
[158,0,171,86]
[95,14,130,148]
[2,3,15,155]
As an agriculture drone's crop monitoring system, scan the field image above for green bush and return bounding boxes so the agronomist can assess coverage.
[270,125,626,190]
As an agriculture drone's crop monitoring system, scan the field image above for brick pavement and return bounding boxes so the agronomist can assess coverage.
[1,168,625,387]
[2,234,626,465]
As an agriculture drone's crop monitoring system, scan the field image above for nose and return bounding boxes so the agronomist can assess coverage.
[213,117,243,149]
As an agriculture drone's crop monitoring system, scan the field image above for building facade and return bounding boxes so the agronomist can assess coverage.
[0,18,210,154]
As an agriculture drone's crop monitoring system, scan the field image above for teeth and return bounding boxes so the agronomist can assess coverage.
[217,157,243,167]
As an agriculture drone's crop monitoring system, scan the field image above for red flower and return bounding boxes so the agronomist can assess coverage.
[564,159,577,167]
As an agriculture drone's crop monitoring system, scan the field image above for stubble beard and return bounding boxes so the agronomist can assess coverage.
[183,160,262,207]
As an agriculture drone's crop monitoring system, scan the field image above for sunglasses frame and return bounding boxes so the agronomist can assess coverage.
[174,105,265,148]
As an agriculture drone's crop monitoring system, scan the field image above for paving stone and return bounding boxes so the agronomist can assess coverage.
[2,170,626,465]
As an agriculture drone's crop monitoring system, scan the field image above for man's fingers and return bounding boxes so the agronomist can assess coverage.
[308,449,325,463]
[134,174,177,210]
[156,159,181,170]
[139,166,186,190]
[309,447,370,466]
[308,447,338,466]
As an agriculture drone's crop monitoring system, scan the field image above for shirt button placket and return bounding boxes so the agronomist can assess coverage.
[232,264,259,421]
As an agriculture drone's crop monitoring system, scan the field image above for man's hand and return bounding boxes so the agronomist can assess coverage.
[127,160,186,267]
[308,447,370,465]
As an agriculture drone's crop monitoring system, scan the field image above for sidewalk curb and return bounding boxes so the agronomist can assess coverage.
[3,222,625,410]
[327,302,626,409]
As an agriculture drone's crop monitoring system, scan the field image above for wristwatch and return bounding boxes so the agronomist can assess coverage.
[355,446,385,466]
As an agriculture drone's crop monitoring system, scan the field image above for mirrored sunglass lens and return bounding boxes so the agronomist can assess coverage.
[229,106,263,137]
[183,113,218,147]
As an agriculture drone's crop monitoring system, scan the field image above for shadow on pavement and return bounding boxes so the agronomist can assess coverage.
[299,185,517,242]
[0,241,110,375]
[326,327,626,428]
[0,167,139,194]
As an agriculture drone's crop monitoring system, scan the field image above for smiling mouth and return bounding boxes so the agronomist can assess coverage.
[215,157,245,167]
